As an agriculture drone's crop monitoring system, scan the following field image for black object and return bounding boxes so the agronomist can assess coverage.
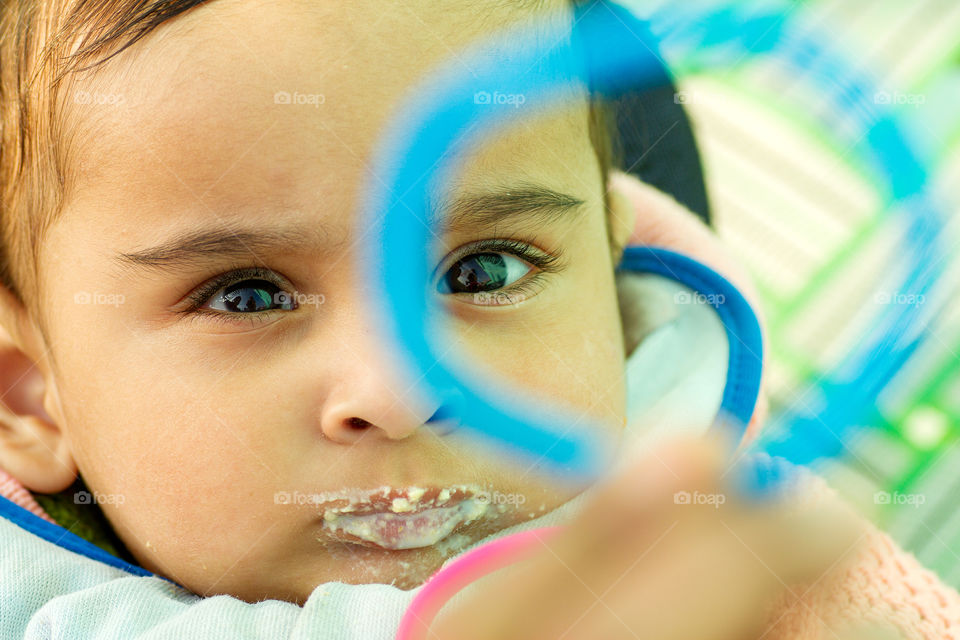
[571,0,712,226]
[613,86,712,226]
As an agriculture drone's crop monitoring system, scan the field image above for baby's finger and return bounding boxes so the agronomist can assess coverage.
[573,434,729,544]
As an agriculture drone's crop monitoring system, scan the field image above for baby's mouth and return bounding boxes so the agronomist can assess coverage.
[315,485,493,550]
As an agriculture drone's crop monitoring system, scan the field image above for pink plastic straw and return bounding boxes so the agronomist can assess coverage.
[395,526,564,640]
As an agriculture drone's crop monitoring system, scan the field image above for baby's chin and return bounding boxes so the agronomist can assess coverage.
[175,503,538,604]
[171,485,573,602]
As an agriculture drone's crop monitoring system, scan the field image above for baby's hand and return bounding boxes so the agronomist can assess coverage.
[428,436,866,640]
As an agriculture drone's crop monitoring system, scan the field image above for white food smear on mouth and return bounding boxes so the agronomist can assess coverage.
[323,499,488,549]
[319,484,490,550]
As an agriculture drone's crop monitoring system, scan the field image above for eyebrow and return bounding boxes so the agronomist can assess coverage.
[114,184,586,273]
[430,183,586,235]
[114,225,329,274]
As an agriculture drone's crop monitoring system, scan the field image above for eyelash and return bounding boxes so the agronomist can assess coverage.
[180,238,564,327]
[178,265,290,328]
[436,238,564,301]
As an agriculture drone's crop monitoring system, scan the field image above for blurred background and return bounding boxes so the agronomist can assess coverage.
[628,0,960,585]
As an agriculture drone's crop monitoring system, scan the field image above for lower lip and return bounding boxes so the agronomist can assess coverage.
[321,498,488,550]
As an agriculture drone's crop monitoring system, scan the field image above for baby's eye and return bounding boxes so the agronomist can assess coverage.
[202,278,297,313]
[437,252,534,295]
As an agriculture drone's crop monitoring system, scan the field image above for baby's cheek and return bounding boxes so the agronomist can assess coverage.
[61,379,279,577]
[457,300,625,428]
[96,459,294,597]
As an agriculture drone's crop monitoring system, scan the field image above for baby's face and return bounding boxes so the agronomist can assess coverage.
[38,0,628,601]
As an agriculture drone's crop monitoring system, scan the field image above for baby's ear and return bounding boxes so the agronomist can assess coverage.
[0,287,76,494]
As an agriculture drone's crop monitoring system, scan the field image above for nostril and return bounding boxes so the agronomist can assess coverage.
[346,417,371,430]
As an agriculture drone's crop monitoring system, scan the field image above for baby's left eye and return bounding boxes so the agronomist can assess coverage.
[437,252,534,295]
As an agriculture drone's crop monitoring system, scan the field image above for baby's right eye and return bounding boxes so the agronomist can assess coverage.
[205,278,297,313]
[184,267,298,316]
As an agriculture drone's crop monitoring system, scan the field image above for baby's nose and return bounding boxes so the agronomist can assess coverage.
[322,406,455,444]
[317,349,447,444]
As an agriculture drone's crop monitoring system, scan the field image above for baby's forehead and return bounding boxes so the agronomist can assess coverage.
[61,0,597,226]
[67,0,573,121]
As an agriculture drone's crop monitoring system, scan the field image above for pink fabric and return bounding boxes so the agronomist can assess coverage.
[765,526,960,639]
[762,474,960,639]
[0,467,55,524]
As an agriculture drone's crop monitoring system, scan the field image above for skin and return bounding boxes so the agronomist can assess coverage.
[0,0,639,602]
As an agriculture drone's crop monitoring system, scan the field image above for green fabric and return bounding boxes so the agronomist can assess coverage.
[30,477,137,565]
